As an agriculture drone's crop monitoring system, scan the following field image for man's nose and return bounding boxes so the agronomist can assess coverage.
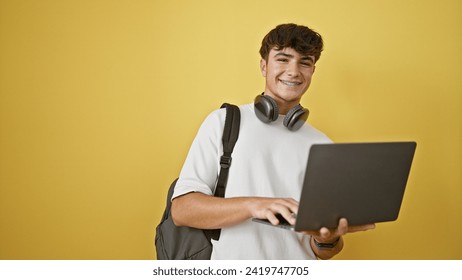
[286,62,300,77]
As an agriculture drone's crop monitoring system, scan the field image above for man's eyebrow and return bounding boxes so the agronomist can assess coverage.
[300,56,315,62]
[275,52,294,58]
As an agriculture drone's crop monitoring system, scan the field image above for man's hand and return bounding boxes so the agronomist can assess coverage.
[303,218,376,259]
[304,218,375,243]
[248,197,299,226]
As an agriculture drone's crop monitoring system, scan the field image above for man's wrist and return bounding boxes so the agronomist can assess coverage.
[312,236,341,250]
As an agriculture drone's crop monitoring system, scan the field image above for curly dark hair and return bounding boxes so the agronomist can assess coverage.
[259,23,324,62]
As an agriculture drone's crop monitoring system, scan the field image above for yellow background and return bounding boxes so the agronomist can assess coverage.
[1,0,461,259]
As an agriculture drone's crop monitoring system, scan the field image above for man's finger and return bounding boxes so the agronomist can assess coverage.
[347,223,376,233]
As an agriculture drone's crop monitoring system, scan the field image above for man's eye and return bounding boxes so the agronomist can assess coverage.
[277,59,288,62]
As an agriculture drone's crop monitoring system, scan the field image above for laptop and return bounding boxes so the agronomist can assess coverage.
[253,142,417,231]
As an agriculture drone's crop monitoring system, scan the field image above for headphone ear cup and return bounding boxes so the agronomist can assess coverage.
[254,95,279,123]
[283,105,309,131]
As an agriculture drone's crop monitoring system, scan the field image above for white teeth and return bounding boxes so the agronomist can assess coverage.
[280,80,302,86]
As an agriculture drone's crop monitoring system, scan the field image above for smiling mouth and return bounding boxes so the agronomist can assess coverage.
[279,79,302,86]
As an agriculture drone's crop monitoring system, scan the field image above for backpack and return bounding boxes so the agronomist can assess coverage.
[155,103,241,259]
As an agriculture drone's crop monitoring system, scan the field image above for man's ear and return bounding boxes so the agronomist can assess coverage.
[260,59,267,77]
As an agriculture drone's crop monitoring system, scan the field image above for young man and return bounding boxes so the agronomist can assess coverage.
[171,23,375,259]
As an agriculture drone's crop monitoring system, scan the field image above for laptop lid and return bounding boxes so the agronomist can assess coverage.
[253,142,416,231]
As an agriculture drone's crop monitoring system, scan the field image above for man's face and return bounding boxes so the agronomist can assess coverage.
[260,47,316,109]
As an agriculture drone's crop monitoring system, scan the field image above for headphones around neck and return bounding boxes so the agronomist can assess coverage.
[254,94,309,131]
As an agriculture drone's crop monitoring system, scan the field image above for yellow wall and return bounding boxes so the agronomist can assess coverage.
[0,0,461,259]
